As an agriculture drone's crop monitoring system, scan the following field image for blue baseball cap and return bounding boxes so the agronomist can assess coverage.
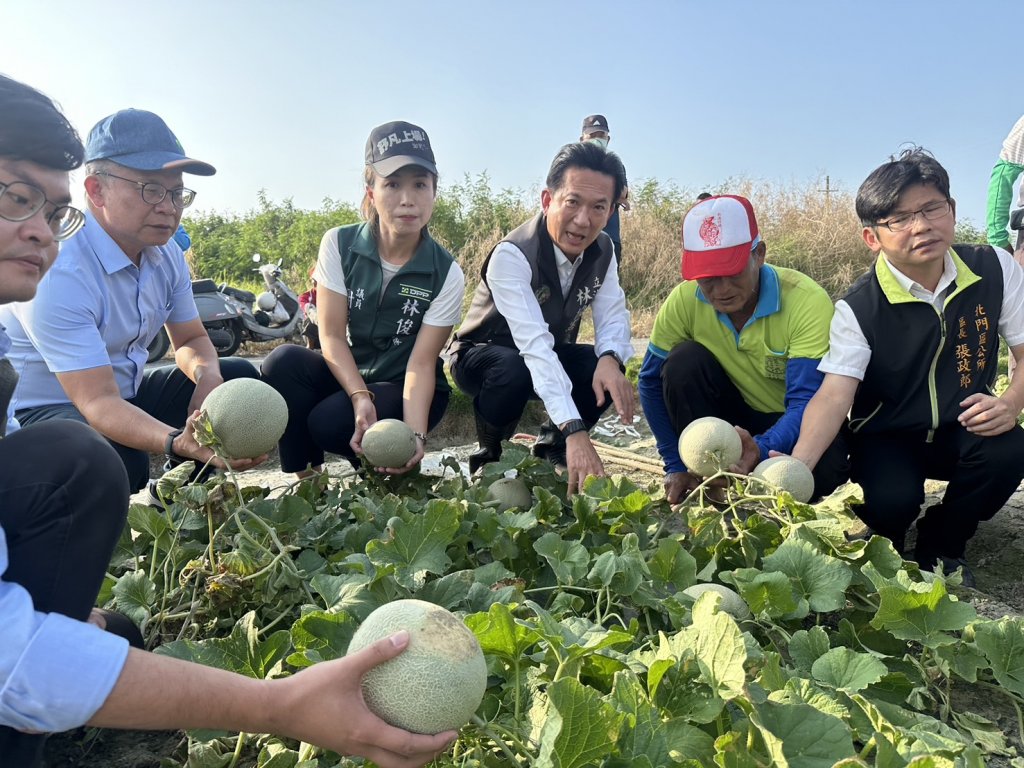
[84,109,216,176]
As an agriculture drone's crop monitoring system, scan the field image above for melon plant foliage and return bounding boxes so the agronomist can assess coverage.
[103,444,1024,767]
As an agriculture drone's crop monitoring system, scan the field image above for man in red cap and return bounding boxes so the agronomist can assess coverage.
[638,194,847,503]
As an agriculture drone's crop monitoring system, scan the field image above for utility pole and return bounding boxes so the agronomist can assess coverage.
[820,175,831,214]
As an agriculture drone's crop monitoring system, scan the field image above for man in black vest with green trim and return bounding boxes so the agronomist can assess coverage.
[449,142,634,494]
[790,148,1024,586]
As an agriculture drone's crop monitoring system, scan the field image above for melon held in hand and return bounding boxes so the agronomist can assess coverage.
[751,455,815,503]
[200,378,288,459]
[361,418,418,468]
[347,599,487,734]
[678,416,742,477]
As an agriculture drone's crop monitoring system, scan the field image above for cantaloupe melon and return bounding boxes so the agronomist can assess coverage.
[486,477,532,512]
[362,419,417,468]
[678,416,742,477]
[751,455,814,503]
[347,599,487,734]
[683,582,751,620]
[201,378,288,459]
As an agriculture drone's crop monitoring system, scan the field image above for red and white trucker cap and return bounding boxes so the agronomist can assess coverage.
[681,195,760,280]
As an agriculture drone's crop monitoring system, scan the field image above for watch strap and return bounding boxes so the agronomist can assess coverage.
[560,419,588,438]
[599,350,626,372]
[164,428,186,462]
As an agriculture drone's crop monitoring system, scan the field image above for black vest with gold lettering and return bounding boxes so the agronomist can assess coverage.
[844,244,1003,436]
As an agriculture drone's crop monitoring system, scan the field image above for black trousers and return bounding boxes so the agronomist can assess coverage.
[451,342,611,429]
[0,421,129,766]
[849,424,1024,557]
[261,344,449,473]
[662,340,849,500]
[17,358,259,492]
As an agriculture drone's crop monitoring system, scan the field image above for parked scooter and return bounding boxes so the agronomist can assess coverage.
[147,254,305,362]
[146,279,246,362]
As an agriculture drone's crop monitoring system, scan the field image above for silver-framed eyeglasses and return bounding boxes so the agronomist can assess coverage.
[94,171,196,209]
[0,179,85,241]
[875,200,952,232]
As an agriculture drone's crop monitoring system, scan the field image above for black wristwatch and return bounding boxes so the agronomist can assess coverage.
[599,349,626,372]
[164,428,186,463]
[560,419,588,438]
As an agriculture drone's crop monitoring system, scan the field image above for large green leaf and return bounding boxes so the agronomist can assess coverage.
[535,678,624,768]
[157,611,291,679]
[465,602,540,662]
[730,568,797,618]
[286,610,357,668]
[647,538,697,595]
[534,532,591,585]
[609,670,714,765]
[973,617,1024,697]
[761,537,851,617]
[864,564,976,647]
[750,700,856,767]
[788,626,831,674]
[365,499,459,589]
[680,592,747,700]
[111,571,157,625]
[811,647,888,692]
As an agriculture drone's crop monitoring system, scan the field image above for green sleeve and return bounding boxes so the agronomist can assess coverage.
[649,283,694,352]
[986,158,1024,250]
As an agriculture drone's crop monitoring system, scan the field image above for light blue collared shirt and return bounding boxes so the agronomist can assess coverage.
[0,334,130,729]
[0,525,129,732]
[0,213,199,410]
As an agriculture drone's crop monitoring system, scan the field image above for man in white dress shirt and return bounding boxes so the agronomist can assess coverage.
[790,148,1024,586]
[449,142,634,494]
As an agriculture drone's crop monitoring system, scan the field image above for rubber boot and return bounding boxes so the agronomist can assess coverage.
[532,418,569,468]
[468,412,518,474]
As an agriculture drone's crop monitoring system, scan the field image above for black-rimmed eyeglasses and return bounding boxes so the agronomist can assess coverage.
[874,200,952,232]
[94,171,196,209]
[0,180,85,242]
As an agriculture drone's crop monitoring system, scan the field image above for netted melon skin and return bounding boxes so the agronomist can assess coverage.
[751,455,815,503]
[203,379,288,459]
[678,416,742,477]
[362,419,417,468]
[348,599,487,734]
[486,478,532,512]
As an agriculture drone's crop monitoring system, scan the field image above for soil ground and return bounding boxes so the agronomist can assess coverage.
[42,404,1024,767]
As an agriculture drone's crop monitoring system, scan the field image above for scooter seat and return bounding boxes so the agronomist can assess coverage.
[192,279,219,294]
[221,285,257,304]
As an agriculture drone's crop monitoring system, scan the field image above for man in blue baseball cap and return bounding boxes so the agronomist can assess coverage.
[0,109,260,494]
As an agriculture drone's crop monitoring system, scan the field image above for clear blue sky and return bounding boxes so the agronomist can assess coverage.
[3,0,1019,229]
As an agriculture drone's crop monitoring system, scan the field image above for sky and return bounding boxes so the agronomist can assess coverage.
[3,0,1020,230]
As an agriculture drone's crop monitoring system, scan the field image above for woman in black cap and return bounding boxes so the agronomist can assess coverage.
[262,121,464,476]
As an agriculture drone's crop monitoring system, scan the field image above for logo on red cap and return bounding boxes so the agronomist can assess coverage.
[699,215,722,248]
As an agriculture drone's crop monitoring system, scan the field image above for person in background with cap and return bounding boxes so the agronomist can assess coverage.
[580,114,630,261]
[262,121,464,476]
[449,142,634,494]
[0,75,456,768]
[0,108,261,495]
[791,148,1024,586]
[639,194,847,504]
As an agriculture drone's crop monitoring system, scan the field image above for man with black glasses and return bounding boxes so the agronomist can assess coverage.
[790,148,1024,586]
[0,108,260,493]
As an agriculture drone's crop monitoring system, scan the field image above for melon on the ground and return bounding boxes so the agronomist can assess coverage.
[683,582,752,620]
[486,477,532,512]
[201,378,288,459]
[751,455,815,503]
[362,419,417,468]
[678,416,742,477]
[347,599,487,734]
